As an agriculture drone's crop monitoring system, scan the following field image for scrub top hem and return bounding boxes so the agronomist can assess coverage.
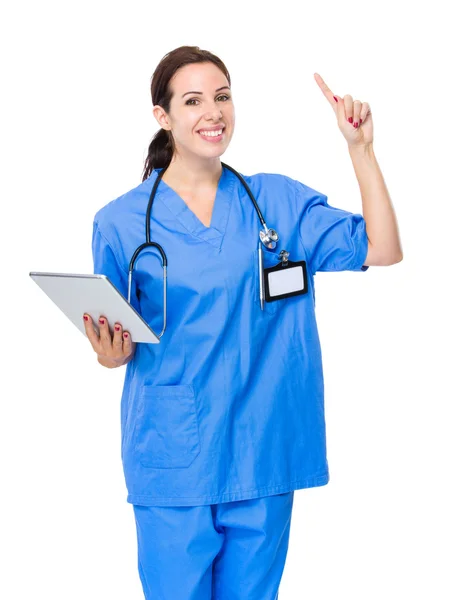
[126,471,329,507]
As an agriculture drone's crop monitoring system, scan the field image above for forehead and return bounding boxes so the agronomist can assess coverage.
[170,62,228,93]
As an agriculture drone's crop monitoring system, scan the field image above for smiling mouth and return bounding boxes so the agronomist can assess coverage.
[198,126,225,133]
[197,128,225,141]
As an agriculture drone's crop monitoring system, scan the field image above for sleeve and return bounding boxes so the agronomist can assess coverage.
[91,219,141,312]
[295,179,370,276]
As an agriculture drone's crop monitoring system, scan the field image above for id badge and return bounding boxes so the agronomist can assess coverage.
[260,247,308,306]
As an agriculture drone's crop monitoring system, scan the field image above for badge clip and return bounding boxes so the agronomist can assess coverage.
[278,249,290,266]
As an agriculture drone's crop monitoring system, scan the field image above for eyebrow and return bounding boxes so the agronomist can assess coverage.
[181,86,231,98]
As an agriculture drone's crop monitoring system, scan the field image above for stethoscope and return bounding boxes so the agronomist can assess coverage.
[127,162,289,338]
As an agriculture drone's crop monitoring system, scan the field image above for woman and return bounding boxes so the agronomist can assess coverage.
[83,46,402,599]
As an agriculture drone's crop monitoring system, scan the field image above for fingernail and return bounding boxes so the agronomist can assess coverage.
[115,325,120,331]
[333,96,338,102]
[83,315,88,321]
[353,122,357,128]
[99,318,105,324]
[348,117,353,124]
[123,333,128,338]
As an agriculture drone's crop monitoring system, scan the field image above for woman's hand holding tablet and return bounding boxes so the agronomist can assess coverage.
[83,313,136,369]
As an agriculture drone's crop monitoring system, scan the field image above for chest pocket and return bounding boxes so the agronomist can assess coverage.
[252,247,288,315]
[133,384,201,469]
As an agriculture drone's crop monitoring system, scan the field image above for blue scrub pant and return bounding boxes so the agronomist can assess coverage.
[132,491,295,599]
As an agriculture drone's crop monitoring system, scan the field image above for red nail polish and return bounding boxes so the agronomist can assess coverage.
[83,315,88,321]
[99,318,105,324]
[115,326,120,331]
[123,333,128,338]
[333,96,338,102]
[348,117,353,124]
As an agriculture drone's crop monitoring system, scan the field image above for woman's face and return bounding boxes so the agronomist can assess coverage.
[154,62,235,161]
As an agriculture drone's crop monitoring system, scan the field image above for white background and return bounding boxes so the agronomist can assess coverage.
[2,0,457,598]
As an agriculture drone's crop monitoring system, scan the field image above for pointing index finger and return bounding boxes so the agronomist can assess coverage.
[313,72,337,108]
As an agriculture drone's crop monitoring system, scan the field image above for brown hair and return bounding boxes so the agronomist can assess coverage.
[141,46,231,182]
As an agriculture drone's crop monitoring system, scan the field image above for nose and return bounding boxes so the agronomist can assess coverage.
[204,105,223,120]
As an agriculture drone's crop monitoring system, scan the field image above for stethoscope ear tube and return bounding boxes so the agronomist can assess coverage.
[221,163,279,248]
[128,244,167,339]
[127,166,169,339]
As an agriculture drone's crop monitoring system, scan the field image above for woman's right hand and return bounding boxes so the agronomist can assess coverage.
[83,314,137,368]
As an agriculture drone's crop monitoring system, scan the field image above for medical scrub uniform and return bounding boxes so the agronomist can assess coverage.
[92,166,369,598]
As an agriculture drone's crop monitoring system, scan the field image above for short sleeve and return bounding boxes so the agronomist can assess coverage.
[92,220,140,312]
[295,179,369,276]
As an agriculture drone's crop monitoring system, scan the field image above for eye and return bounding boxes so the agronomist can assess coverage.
[185,94,231,106]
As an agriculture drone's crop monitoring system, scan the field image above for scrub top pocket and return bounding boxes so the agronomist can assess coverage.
[133,384,201,469]
[252,248,288,315]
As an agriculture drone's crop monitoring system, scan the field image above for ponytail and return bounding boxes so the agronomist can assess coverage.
[141,128,174,182]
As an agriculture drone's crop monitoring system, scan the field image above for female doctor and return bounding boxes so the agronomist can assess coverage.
[83,46,403,600]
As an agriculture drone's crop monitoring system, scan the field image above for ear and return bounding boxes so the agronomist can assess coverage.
[152,105,171,130]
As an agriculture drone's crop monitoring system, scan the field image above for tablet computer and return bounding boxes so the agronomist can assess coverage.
[29,272,161,344]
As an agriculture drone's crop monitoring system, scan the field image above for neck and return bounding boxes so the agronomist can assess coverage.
[163,155,223,189]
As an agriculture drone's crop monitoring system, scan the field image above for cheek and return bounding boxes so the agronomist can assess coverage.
[176,121,199,143]
[225,109,235,129]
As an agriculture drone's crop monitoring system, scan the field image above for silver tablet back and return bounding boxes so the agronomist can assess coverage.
[29,272,160,344]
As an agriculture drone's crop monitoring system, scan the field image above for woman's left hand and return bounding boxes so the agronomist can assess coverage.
[314,72,373,148]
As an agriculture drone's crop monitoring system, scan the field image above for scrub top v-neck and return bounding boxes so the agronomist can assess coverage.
[92,165,369,507]
[157,166,234,249]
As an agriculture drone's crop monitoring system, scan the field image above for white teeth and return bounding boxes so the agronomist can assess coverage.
[199,129,223,137]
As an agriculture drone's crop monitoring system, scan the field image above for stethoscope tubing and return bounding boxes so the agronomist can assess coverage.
[127,163,277,337]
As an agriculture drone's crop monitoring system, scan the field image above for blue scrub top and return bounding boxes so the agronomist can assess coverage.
[92,166,369,507]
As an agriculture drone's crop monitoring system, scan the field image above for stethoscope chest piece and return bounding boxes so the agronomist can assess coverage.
[259,228,279,250]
